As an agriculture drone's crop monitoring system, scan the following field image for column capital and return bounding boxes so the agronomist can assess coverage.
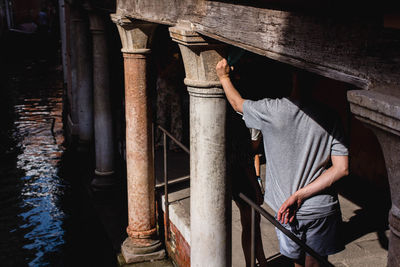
[85,5,105,33]
[88,14,105,33]
[169,23,210,46]
[348,90,400,136]
[70,4,85,22]
[169,24,227,97]
[111,14,157,54]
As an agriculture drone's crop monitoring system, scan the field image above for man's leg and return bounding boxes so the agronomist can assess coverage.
[293,255,326,267]
[236,200,267,267]
[236,200,252,266]
[275,220,303,265]
[276,214,342,267]
[303,214,343,267]
[294,257,305,267]
[305,255,328,267]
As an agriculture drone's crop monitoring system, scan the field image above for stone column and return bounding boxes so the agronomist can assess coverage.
[73,7,93,148]
[66,4,80,138]
[169,25,231,267]
[88,10,115,186]
[348,90,400,267]
[111,15,165,263]
[58,0,68,84]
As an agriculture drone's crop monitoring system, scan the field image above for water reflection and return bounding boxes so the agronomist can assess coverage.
[16,95,66,266]
[0,46,68,266]
[0,32,127,267]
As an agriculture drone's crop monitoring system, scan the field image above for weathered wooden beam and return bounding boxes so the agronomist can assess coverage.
[116,0,400,94]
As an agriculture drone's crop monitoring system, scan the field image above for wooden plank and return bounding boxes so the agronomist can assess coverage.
[116,0,400,92]
[194,28,369,89]
[116,0,200,25]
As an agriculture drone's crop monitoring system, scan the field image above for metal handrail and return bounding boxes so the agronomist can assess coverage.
[154,124,190,242]
[238,193,335,267]
[154,125,333,266]
[157,125,190,154]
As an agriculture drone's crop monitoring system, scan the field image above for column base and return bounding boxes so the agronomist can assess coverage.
[121,237,166,264]
[388,211,400,267]
[117,254,174,267]
[91,170,117,189]
[388,230,400,267]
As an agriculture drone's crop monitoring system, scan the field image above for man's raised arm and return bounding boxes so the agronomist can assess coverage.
[216,59,245,113]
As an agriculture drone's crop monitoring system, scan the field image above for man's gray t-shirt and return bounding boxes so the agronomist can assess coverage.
[243,98,348,219]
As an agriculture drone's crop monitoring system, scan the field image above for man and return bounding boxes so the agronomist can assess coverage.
[216,58,349,267]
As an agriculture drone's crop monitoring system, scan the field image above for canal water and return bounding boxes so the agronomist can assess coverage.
[0,33,124,266]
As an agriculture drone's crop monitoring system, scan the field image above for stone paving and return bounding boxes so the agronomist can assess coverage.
[232,196,389,267]
[159,193,389,267]
[117,254,175,267]
[125,192,389,266]
[124,151,389,266]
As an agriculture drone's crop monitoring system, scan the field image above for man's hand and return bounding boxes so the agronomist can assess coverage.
[215,58,244,113]
[277,193,303,224]
[276,155,348,224]
[216,59,232,81]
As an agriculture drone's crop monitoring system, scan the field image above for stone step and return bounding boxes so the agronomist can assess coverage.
[117,254,175,267]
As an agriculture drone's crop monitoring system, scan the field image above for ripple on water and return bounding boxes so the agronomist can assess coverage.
[0,70,69,266]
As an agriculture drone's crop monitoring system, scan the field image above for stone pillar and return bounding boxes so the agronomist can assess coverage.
[73,7,93,148]
[348,90,400,267]
[66,5,80,138]
[169,25,231,267]
[88,10,115,186]
[111,14,165,263]
[58,0,68,84]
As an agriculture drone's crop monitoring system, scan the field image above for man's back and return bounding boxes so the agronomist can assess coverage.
[243,97,348,219]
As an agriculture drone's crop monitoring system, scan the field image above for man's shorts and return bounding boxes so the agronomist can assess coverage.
[275,213,345,260]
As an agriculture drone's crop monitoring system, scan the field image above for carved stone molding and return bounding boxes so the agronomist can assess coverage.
[88,12,105,33]
[169,23,209,46]
[111,14,156,54]
[169,25,226,97]
[348,90,400,136]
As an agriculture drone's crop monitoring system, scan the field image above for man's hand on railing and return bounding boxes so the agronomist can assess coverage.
[277,193,303,224]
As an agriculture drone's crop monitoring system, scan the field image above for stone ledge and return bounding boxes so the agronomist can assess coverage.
[169,24,209,46]
[347,90,400,136]
[121,242,166,264]
[117,254,174,267]
[161,188,191,245]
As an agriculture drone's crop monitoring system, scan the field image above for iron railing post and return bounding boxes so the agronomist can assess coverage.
[163,132,169,241]
[251,207,255,267]
[153,124,190,245]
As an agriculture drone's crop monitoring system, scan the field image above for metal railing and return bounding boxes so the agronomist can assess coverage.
[153,124,334,266]
[154,124,190,242]
[239,193,335,267]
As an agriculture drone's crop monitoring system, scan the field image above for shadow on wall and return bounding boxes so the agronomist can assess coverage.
[314,78,390,249]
